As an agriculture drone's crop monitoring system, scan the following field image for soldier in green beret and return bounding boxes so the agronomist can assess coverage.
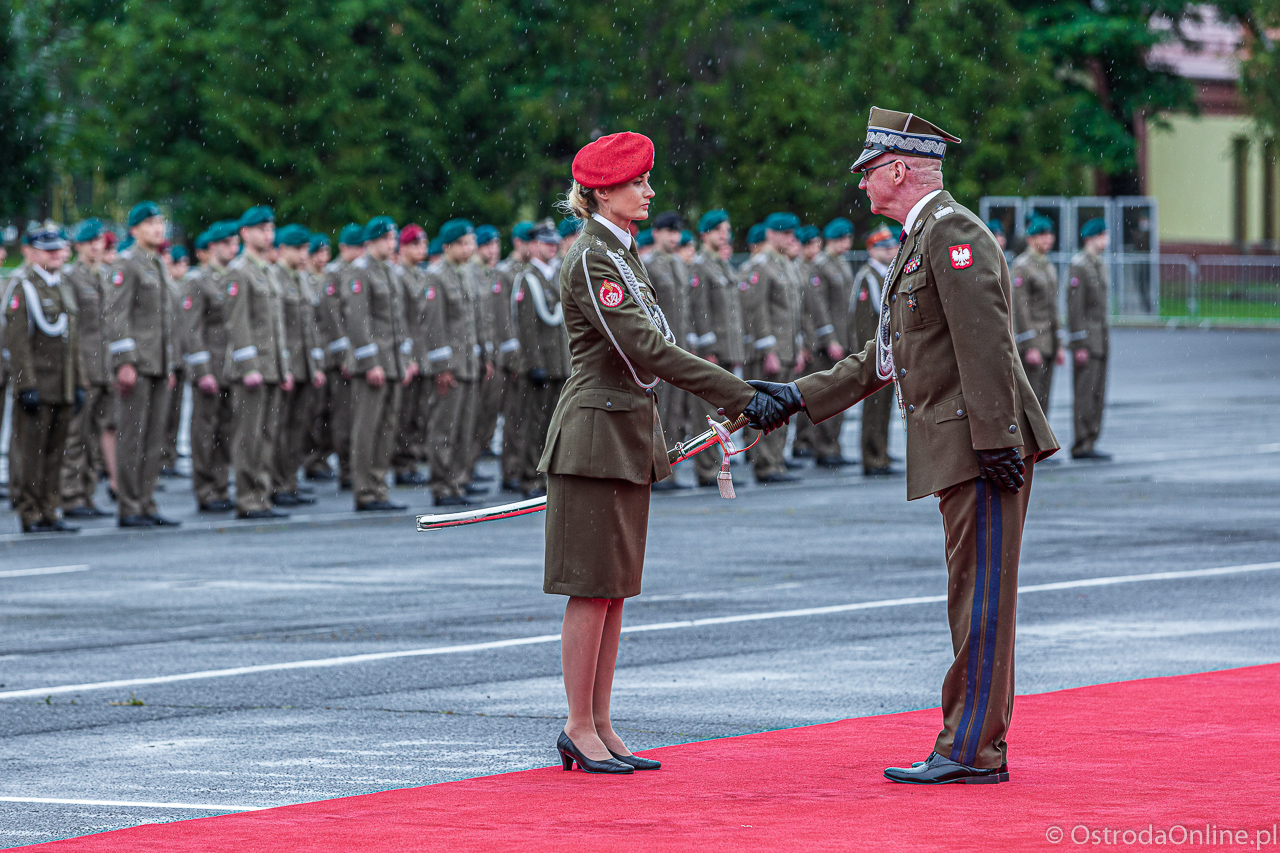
[390,223,430,486]
[59,219,114,518]
[1067,218,1112,460]
[646,211,695,484]
[634,228,654,264]
[300,232,335,480]
[793,224,831,461]
[159,241,192,479]
[469,224,506,480]
[494,221,534,492]
[311,224,364,488]
[746,223,766,256]
[104,202,181,527]
[557,217,582,261]
[1011,215,1065,415]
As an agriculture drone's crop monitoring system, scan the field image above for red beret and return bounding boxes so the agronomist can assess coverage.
[571,132,655,189]
[399,224,426,245]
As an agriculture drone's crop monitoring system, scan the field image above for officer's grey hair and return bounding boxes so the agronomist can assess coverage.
[557,181,598,220]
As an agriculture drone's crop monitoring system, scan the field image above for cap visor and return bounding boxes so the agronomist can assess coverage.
[850,149,882,173]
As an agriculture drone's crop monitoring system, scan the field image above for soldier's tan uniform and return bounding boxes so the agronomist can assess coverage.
[59,259,111,511]
[1011,248,1060,414]
[687,250,746,485]
[493,256,526,487]
[297,267,329,478]
[313,259,355,485]
[104,246,176,520]
[798,251,855,461]
[744,249,802,480]
[223,252,288,514]
[160,274,185,473]
[421,257,483,501]
[850,258,895,472]
[392,261,428,480]
[646,248,695,444]
[341,254,409,507]
[538,217,755,597]
[796,191,1058,769]
[4,264,83,527]
[272,263,322,497]
[1067,250,1110,455]
[470,259,505,470]
[513,258,570,493]
[180,262,235,507]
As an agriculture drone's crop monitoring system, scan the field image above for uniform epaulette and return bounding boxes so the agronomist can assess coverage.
[352,256,369,269]
[323,260,341,273]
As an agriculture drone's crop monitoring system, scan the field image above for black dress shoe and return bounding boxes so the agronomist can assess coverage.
[608,749,661,771]
[356,500,408,512]
[1072,449,1113,461]
[237,508,289,520]
[199,500,236,513]
[884,752,1009,785]
[339,480,353,491]
[434,494,474,508]
[146,514,182,527]
[815,455,855,468]
[297,484,315,495]
[557,731,633,774]
[469,471,495,483]
[119,514,157,528]
[791,446,814,459]
[64,505,104,519]
[863,465,895,477]
[273,492,315,506]
[521,487,547,500]
[305,468,336,481]
[47,519,81,532]
[22,521,52,533]
[756,472,801,484]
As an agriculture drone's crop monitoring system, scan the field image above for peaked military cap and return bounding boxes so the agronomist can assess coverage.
[339,223,366,246]
[796,225,821,244]
[239,205,275,228]
[512,220,536,242]
[73,218,105,243]
[128,201,164,227]
[276,224,311,246]
[26,223,68,251]
[698,210,729,233]
[764,212,800,233]
[1026,215,1054,237]
[1079,217,1107,240]
[207,219,241,243]
[365,215,398,242]
[864,223,899,250]
[558,217,582,238]
[475,224,500,246]
[747,223,767,245]
[437,218,474,245]
[850,107,961,173]
[530,222,560,245]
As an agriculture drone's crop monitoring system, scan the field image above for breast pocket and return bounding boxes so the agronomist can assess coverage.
[901,274,942,330]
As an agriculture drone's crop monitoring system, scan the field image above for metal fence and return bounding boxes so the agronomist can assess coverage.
[1107,253,1280,326]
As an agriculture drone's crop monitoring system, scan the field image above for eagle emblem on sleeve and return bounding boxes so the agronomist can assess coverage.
[948,244,973,270]
[598,279,625,308]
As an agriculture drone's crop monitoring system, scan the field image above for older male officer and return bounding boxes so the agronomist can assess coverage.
[4,225,84,532]
[105,202,180,527]
[342,216,414,512]
[181,219,240,512]
[1067,218,1112,460]
[688,209,746,487]
[60,219,113,518]
[1011,216,1065,414]
[750,107,1058,784]
[851,223,900,475]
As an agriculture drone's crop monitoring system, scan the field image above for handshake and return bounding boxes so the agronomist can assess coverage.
[740,380,806,434]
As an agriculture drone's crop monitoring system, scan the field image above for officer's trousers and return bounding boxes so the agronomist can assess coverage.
[326,370,353,485]
[804,354,844,460]
[273,383,309,496]
[861,385,895,472]
[190,384,233,506]
[116,375,171,519]
[933,464,1033,769]
[231,382,281,514]
[1072,355,1107,455]
[12,403,71,526]
[60,384,109,509]
[160,369,185,470]
[392,376,426,476]
[351,378,398,507]
[500,370,525,487]
[746,362,791,480]
[426,378,478,500]
[1024,358,1054,416]
[303,376,332,476]
[518,377,564,492]
[472,370,504,464]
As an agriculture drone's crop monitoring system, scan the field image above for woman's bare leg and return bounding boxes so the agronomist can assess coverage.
[561,595,611,759]
[592,598,631,755]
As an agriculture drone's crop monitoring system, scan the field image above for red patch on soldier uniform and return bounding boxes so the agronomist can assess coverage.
[226,281,239,297]
[112,271,124,287]
[858,289,869,302]
[492,282,502,294]
[749,272,759,285]
[8,296,18,311]
[1070,276,1080,287]
[515,288,524,303]
[1013,277,1023,288]
[351,279,362,294]
[325,283,336,296]
[690,275,699,288]
[598,279,625,308]
[425,286,436,301]
[811,276,821,287]
[182,295,193,311]
[948,244,973,270]
[738,281,749,291]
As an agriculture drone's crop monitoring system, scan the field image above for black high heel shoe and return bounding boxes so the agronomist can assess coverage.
[608,749,661,771]
[557,731,633,774]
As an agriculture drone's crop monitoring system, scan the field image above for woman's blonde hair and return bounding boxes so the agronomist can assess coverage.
[556,180,597,221]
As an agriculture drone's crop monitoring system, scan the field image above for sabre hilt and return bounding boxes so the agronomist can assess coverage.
[668,414,749,465]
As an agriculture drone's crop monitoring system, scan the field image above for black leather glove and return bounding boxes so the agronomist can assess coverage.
[742,380,805,434]
[527,367,549,389]
[18,389,40,414]
[74,387,86,415]
[746,380,805,419]
[976,447,1025,493]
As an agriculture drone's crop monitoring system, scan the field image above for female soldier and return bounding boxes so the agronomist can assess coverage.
[541,132,785,774]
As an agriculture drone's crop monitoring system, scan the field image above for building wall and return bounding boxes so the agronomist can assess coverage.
[1146,112,1277,249]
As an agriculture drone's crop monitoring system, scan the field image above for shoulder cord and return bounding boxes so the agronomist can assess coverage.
[603,247,674,345]
[19,277,70,338]
[582,249,664,391]
[874,256,897,383]
[521,269,564,327]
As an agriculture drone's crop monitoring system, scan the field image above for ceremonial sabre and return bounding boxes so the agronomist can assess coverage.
[416,414,750,531]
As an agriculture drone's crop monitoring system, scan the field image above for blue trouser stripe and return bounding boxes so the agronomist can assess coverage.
[965,484,1003,766]
[950,479,989,762]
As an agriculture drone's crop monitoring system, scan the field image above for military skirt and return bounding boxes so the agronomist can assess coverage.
[543,473,651,598]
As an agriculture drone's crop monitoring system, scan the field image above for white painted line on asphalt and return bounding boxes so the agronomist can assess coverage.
[1,560,1277,701]
[0,564,89,579]
[0,796,262,812]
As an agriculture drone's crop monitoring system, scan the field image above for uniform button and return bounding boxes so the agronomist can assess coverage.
[890,295,897,303]
[1009,425,1017,434]
[899,368,907,376]
[957,409,964,417]
[907,404,915,413]
[894,332,900,340]
[606,401,612,408]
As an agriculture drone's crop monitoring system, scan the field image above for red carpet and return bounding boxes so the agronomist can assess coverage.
[19,664,1280,852]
